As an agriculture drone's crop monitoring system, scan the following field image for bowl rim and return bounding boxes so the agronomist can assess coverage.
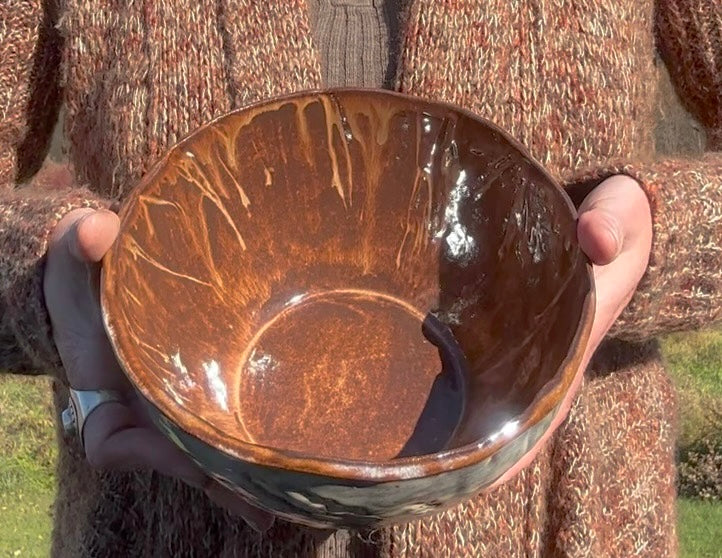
[101,87,596,482]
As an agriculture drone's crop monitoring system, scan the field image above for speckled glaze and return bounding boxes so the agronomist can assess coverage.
[101,89,594,528]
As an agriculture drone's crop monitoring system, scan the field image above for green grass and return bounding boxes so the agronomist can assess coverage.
[0,487,54,558]
[0,377,56,558]
[678,499,722,558]
[663,328,722,399]
[662,327,722,450]
[0,328,720,556]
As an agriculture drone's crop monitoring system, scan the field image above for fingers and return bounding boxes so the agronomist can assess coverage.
[45,207,120,328]
[82,401,208,486]
[83,399,274,532]
[48,208,274,531]
[48,207,120,268]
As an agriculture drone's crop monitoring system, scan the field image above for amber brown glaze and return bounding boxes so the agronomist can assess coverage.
[101,89,594,527]
[238,289,467,461]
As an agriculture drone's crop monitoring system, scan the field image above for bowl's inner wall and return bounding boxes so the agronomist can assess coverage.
[106,91,588,462]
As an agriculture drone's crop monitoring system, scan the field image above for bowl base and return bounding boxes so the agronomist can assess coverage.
[237,289,467,461]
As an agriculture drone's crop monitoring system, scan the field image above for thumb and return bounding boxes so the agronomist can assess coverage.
[44,208,124,387]
[67,209,120,264]
[576,175,648,266]
[577,206,623,266]
[50,207,120,265]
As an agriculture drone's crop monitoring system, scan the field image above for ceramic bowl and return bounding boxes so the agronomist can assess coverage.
[101,89,594,529]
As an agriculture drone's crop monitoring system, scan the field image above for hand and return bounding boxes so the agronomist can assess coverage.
[43,208,274,532]
[487,174,653,489]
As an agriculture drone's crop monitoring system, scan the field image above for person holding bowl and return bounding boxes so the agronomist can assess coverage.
[1,1,720,556]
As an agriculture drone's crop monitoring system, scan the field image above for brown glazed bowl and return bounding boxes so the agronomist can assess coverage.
[101,89,594,529]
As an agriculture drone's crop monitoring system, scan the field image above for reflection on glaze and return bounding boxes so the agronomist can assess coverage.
[245,348,278,380]
[436,169,476,265]
[445,223,475,263]
[433,293,480,326]
[285,293,307,307]
[501,420,520,438]
[482,420,521,447]
[170,350,195,389]
[202,360,228,411]
[340,115,353,141]
[163,378,186,406]
[527,211,548,264]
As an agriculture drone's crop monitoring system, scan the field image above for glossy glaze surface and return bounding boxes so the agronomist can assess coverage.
[237,289,467,461]
[148,394,559,528]
[101,89,594,526]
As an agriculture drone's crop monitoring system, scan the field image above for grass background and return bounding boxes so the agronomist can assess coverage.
[0,375,56,558]
[1,328,721,557]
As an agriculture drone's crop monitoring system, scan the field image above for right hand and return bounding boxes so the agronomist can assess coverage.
[43,208,274,532]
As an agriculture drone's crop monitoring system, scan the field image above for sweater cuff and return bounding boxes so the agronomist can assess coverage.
[0,185,109,375]
[566,154,722,342]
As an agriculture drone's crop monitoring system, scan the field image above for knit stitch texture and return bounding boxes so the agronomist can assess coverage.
[1,0,720,556]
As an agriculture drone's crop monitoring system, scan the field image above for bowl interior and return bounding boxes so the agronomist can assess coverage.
[102,90,592,468]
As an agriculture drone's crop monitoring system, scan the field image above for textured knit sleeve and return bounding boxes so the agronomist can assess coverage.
[0,1,108,375]
[568,0,722,342]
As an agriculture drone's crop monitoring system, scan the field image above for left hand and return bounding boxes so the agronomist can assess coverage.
[487,174,653,488]
[44,208,275,532]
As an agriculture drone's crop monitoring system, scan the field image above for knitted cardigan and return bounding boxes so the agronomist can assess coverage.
[1,1,721,556]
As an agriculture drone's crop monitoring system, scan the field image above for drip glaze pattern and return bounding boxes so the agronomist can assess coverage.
[101,89,594,528]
